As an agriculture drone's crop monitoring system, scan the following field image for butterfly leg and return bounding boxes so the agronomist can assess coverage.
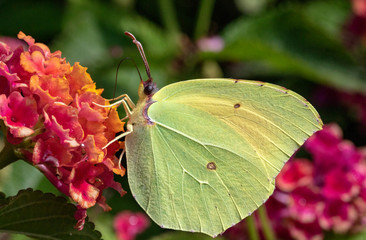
[117,149,125,170]
[119,98,133,119]
[93,94,135,109]
[93,95,135,120]
[107,94,136,109]
[103,122,133,149]
[94,95,135,149]
[120,115,129,121]
[92,100,123,108]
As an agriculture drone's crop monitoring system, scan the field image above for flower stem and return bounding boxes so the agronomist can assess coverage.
[194,0,216,40]
[36,164,69,196]
[158,0,180,35]
[246,214,260,240]
[258,205,276,240]
[0,140,18,170]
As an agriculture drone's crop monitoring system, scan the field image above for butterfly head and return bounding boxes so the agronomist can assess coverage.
[125,31,157,97]
[136,80,157,104]
[143,79,157,96]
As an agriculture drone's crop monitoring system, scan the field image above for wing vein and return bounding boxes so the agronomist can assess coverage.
[155,121,272,191]
[149,128,163,224]
[155,127,183,229]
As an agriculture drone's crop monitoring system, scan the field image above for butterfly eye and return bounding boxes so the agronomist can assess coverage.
[144,83,154,95]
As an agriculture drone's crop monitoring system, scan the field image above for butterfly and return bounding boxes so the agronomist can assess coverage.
[105,32,323,237]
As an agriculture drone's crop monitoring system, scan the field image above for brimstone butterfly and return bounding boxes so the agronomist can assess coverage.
[106,32,323,237]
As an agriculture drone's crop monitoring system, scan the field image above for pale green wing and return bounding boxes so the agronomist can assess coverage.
[125,79,322,237]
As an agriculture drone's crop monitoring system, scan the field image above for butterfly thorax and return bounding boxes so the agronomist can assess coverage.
[128,82,156,128]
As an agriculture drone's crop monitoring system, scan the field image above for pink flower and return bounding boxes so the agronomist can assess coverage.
[344,0,366,47]
[43,102,84,147]
[352,0,366,18]
[0,91,38,138]
[0,61,23,95]
[288,186,323,223]
[114,211,150,240]
[197,36,225,52]
[322,168,359,201]
[306,124,362,184]
[276,159,314,192]
[319,199,358,233]
[289,220,323,240]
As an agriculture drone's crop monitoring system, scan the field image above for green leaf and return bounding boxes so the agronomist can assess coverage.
[0,138,18,170]
[303,0,350,37]
[0,189,102,240]
[326,230,366,240]
[209,7,366,93]
[0,0,64,41]
[93,214,117,240]
[119,15,179,60]
[53,1,109,67]
[0,161,43,196]
[149,231,224,240]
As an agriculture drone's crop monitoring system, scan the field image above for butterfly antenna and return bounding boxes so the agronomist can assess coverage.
[124,31,152,83]
[107,57,142,115]
[112,57,143,101]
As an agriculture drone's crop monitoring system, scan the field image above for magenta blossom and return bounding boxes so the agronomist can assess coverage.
[197,36,225,52]
[114,211,150,240]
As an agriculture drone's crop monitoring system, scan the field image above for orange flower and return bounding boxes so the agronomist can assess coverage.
[0,32,126,229]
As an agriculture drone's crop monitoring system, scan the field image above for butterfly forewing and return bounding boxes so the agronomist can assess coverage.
[125,79,323,237]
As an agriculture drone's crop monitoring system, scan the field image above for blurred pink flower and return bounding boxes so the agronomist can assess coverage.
[225,123,366,239]
[114,211,149,240]
[352,0,366,17]
[319,199,358,233]
[289,220,323,240]
[344,0,366,46]
[276,159,314,192]
[197,36,225,52]
[306,124,362,182]
[322,168,359,201]
[288,186,323,223]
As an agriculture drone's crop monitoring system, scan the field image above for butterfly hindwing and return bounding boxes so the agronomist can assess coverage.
[125,79,322,237]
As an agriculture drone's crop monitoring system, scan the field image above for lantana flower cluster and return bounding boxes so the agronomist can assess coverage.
[0,32,126,227]
[226,124,366,240]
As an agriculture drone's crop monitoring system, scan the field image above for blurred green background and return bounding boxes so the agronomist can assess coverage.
[0,0,366,239]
